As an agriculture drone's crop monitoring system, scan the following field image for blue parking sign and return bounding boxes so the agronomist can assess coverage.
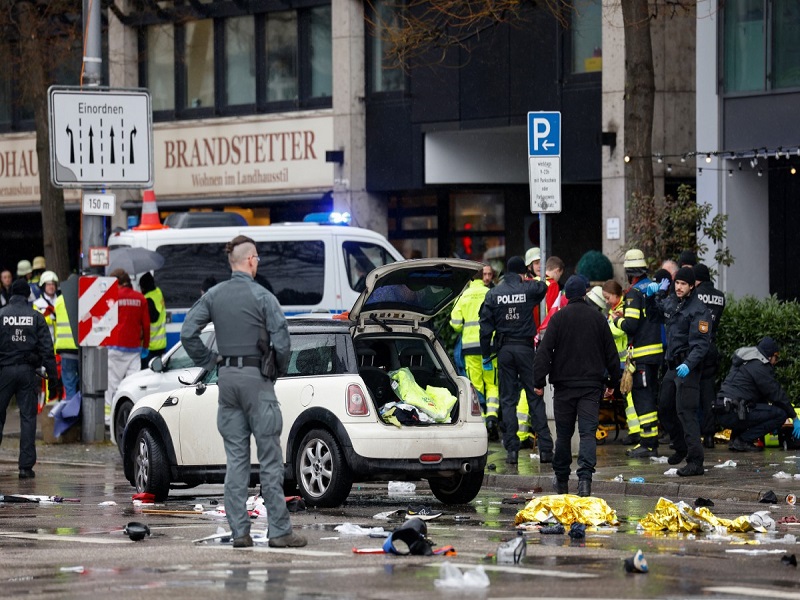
[528,112,561,157]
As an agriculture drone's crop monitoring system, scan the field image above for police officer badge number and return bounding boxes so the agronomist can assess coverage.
[698,321,709,334]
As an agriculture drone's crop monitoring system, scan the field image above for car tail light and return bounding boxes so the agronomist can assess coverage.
[347,384,369,416]
[470,385,482,417]
[419,454,442,464]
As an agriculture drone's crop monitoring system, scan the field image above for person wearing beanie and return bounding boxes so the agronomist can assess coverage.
[0,278,60,479]
[480,255,553,466]
[645,262,712,476]
[716,336,799,452]
[692,263,726,449]
[678,250,697,267]
[612,249,664,458]
[533,275,620,498]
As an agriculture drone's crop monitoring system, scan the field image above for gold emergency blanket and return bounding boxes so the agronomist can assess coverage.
[514,494,620,527]
[638,497,752,533]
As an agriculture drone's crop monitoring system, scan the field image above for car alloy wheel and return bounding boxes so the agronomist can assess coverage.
[296,428,352,508]
[132,428,170,501]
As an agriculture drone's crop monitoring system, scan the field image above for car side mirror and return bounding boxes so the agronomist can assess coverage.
[195,382,206,395]
[150,355,164,373]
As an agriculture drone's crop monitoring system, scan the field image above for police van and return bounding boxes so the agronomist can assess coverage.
[108,217,403,349]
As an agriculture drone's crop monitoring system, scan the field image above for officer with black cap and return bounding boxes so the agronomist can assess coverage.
[0,278,60,479]
[693,263,726,448]
[716,337,799,452]
[646,266,712,476]
[479,255,552,465]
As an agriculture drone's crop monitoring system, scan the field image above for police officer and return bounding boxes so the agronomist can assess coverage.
[181,235,306,549]
[0,278,60,478]
[479,255,553,465]
[646,266,711,476]
[612,249,664,458]
[716,337,799,452]
[693,263,726,448]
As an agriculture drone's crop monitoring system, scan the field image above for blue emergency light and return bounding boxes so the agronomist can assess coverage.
[303,211,351,225]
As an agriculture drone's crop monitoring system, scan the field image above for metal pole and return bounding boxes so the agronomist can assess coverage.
[539,212,547,310]
[80,0,108,442]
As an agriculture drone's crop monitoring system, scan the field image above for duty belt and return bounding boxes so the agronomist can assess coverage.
[666,353,687,369]
[503,336,534,346]
[221,356,261,368]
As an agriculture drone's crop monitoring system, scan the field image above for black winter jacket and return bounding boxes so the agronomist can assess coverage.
[718,346,795,420]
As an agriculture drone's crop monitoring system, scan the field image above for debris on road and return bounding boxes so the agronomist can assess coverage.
[624,549,648,573]
[434,563,490,590]
[514,495,619,527]
[638,497,751,533]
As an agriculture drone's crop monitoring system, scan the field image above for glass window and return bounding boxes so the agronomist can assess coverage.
[309,6,332,98]
[266,11,298,102]
[184,19,214,109]
[0,42,12,125]
[773,0,800,89]
[343,241,398,292]
[571,0,602,73]
[155,243,232,308]
[147,24,175,111]
[225,17,255,106]
[287,334,340,376]
[450,192,505,263]
[166,330,215,371]
[369,0,405,92]
[255,240,325,305]
[724,0,765,92]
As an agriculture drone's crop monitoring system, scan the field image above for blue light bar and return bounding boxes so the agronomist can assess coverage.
[303,211,351,225]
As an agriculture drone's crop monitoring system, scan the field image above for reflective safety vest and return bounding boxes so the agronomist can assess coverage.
[53,295,77,352]
[145,287,167,352]
[607,298,628,367]
[450,280,489,355]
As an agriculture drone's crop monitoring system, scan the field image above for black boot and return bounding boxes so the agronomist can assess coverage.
[703,434,715,449]
[667,451,687,465]
[578,479,592,497]
[677,462,704,477]
[505,451,518,465]
[552,476,568,494]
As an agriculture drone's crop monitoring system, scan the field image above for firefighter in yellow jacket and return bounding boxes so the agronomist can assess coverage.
[450,267,499,440]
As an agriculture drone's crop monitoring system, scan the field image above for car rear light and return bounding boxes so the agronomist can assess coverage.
[470,385,482,417]
[347,384,370,416]
[419,454,442,464]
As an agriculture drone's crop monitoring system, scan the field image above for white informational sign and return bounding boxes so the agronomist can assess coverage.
[606,217,621,240]
[82,193,116,216]
[527,111,562,214]
[48,87,153,188]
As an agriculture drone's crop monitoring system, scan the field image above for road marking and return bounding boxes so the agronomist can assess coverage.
[705,587,800,599]
[0,532,129,544]
[434,562,597,579]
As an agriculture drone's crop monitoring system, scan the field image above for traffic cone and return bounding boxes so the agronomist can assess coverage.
[134,190,167,230]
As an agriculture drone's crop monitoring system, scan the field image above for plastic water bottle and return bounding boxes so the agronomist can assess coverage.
[497,530,526,564]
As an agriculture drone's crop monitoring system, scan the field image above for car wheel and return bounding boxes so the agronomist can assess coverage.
[132,428,170,502]
[295,429,352,508]
[428,471,483,505]
[114,400,133,456]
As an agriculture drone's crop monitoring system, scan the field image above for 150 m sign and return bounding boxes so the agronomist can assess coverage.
[48,87,153,188]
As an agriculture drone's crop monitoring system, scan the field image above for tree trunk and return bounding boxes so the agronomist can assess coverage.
[621,0,655,208]
[18,3,71,281]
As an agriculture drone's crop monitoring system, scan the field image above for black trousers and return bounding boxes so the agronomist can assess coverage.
[552,385,602,482]
[698,358,718,436]
[718,404,788,444]
[659,367,703,465]
[497,343,553,453]
[0,364,38,470]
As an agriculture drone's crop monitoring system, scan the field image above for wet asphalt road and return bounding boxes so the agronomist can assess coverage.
[2,439,800,599]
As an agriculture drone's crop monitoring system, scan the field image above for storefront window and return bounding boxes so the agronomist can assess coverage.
[147,24,175,111]
[225,17,255,106]
[571,0,602,74]
[369,0,405,93]
[387,195,438,259]
[450,193,505,265]
[266,11,298,102]
[184,19,214,109]
[309,6,332,99]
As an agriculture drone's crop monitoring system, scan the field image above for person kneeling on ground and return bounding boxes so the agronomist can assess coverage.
[715,337,800,452]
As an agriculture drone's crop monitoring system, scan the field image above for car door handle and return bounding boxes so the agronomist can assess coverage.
[161,396,179,408]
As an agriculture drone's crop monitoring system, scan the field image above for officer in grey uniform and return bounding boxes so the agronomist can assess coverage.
[181,235,307,549]
[0,278,60,479]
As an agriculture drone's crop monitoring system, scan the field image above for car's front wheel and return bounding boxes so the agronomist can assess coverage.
[295,429,352,508]
[114,399,133,456]
[132,428,171,502]
[428,471,484,504]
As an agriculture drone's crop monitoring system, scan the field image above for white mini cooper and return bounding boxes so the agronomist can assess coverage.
[122,259,488,507]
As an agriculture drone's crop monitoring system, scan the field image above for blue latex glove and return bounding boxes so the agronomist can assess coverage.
[793,418,800,440]
[676,363,690,378]
[482,357,493,372]
[141,348,149,359]
[659,278,671,291]
[645,282,659,297]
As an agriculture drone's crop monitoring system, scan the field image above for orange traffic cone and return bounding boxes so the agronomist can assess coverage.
[134,190,167,230]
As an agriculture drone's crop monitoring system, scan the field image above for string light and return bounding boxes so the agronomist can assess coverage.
[705,153,712,163]
[792,167,797,175]
[698,168,703,176]
[666,163,673,173]
[758,169,763,177]
[624,155,631,163]
[738,162,743,171]
[728,169,733,177]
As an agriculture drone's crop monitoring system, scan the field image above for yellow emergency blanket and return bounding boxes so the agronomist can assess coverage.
[638,497,752,533]
[514,494,619,527]
[389,368,457,422]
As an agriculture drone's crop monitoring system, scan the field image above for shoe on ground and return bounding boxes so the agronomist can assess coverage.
[621,433,640,446]
[552,476,568,494]
[703,434,715,449]
[406,505,443,520]
[519,438,534,450]
[268,532,307,548]
[667,451,687,465]
[729,437,762,452]
[658,433,671,445]
[539,450,554,463]
[486,417,499,442]
[578,479,592,497]
[18,468,35,479]
[626,445,657,459]
[233,534,253,548]
[505,450,518,465]
[677,463,704,477]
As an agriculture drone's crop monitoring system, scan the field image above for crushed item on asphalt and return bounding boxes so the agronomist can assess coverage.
[759,490,779,504]
[496,531,526,563]
[123,522,151,541]
[694,497,714,508]
[749,511,776,532]
[434,563,489,589]
[569,523,587,539]
[714,460,737,468]
[624,549,648,573]
[781,554,798,567]
[373,509,405,520]
[387,481,416,495]
[334,523,388,536]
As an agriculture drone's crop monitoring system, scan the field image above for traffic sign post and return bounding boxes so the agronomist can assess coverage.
[48,87,153,188]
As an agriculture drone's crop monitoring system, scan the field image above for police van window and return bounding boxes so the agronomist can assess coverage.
[343,241,397,292]
[255,241,324,305]
[155,243,232,308]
